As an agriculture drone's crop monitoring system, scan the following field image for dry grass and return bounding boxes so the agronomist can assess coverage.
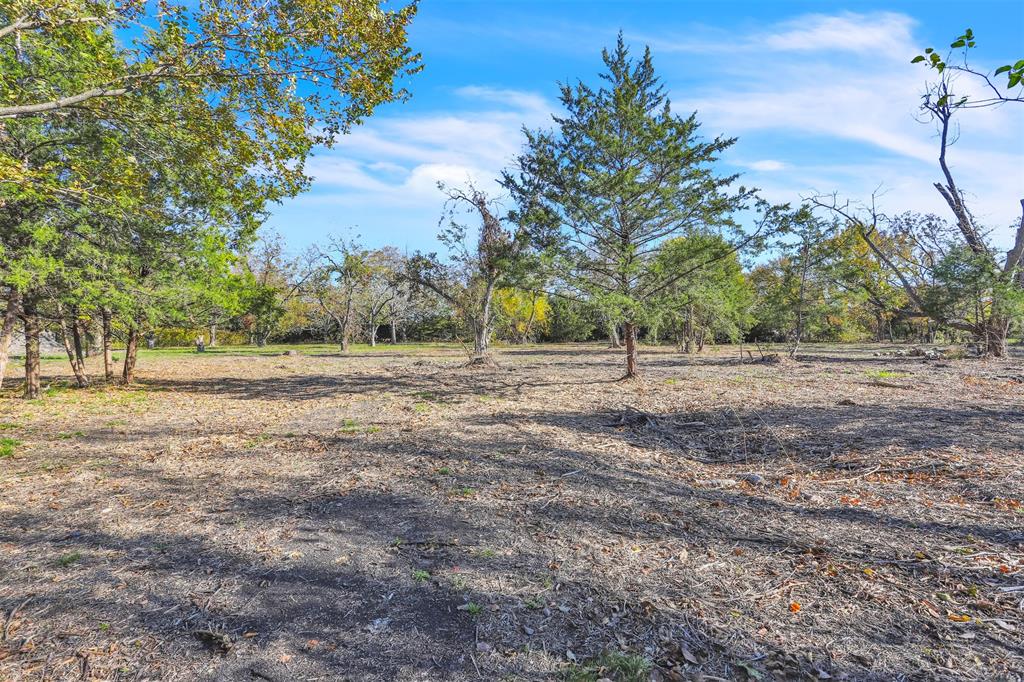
[0,343,1021,681]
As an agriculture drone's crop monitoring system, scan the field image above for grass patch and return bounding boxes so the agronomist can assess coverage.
[340,419,380,435]
[57,551,82,567]
[866,369,911,380]
[412,569,431,582]
[563,651,652,682]
[243,434,272,448]
[0,437,19,458]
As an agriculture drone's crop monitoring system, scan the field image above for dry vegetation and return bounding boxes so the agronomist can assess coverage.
[0,344,1022,681]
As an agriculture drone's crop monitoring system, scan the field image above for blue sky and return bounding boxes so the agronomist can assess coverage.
[265,0,1024,256]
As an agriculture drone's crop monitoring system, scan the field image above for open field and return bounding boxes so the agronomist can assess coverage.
[0,344,1022,681]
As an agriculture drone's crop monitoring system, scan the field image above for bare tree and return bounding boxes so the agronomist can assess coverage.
[404,183,530,361]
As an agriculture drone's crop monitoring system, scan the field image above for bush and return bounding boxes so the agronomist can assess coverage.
[151,328,249,347]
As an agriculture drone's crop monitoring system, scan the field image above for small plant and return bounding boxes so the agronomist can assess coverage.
[412,402,430,414]
[563,651,652,682]
[0,437,19,458]
[412,569,430,582]
[99,622,110,631]
[465,602,482,616]
[478,548,496,559]
[57,551,82,567]
[340,419,360,434]
[436,466,451,475]
[455,487,475,497]
[524,597,543,610]
[243,434,272,448]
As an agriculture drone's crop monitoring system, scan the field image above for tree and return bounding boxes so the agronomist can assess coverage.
[307,237,370,352]
[815,30,1023,356]
[1,1,421,395]
[505,36,774,377]
[355,248,403,346]
[494,288,550,344]
[653,233,753,353]
[0,1,420,133]
[405,184,530,360]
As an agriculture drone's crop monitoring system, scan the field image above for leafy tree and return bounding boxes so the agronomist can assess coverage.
[494,288,550,344]
[541,295,598,343]
[653,234,752,353]
[0,0,421,395]
[505,36,776,377]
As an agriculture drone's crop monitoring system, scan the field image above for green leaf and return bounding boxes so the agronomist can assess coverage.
[950,39,965,48]
[994,65,1012,75]
[911,55,925,64]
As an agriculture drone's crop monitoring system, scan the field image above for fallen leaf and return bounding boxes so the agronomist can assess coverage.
[789,602,801,613]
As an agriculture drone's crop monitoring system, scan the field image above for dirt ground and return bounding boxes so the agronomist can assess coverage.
[0,343,1022,681]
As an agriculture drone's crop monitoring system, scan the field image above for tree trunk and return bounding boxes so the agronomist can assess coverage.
[368,317,376,347]
[122,325,139,384]
[58,311,90,388]
[609,324,621,348]
[0,292,21,390]
[101,308,114,380]
[340,295,354,352]
[683,305,694,354]
[984,316,1009,358]
[72,315,86,365]
[22,297,40,399]
[209,323,217,347]
[623,321,638,378]
[390,319,398,344]
[473,322,488,357]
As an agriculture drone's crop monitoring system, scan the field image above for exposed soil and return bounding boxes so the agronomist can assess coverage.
[0,344,1022,681]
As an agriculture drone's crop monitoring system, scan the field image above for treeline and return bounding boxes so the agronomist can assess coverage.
[179,210,1002,353]
[1,9,1021,394]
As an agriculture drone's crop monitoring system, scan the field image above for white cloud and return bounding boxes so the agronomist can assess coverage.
[757,12,916,57]
[744,160,787,172]
[300,86,553,211]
